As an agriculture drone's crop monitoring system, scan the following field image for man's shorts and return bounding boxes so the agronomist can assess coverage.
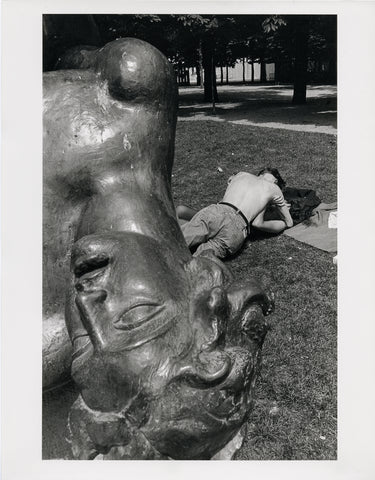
[181,203,248,259]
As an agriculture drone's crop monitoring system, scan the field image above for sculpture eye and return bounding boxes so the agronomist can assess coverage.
[114,303,165,330]
[74,254,109,279]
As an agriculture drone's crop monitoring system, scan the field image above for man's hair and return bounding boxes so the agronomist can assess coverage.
[257,167,286,190]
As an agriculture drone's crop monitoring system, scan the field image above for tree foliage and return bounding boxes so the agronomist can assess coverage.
[44,14,336,104]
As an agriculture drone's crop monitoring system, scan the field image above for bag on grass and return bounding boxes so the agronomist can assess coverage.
[283,187,321,225]
[264,187,321,225]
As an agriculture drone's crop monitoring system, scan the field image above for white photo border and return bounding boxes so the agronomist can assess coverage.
[2,1,375,479]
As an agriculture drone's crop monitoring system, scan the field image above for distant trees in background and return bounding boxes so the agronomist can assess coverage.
[261,15,337,104]
[43,14,337,105]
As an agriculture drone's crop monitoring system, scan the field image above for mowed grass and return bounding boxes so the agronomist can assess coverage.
[172,120,337,460]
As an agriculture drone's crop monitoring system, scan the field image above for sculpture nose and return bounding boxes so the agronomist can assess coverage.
[75,290,109,352]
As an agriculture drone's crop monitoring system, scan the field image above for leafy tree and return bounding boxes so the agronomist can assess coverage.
[44,14,336,106]
[43,14,102,70]
[261,15,337,103]
[166,15,238,103]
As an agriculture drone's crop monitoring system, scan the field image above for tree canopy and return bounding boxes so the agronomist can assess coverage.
[43,14,336,104]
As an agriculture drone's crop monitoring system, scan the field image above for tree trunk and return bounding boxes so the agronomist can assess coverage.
[202,40,218,102]
[242,58,246,83]
[197,40,204,88]
[260,58,267,83]
[220,66,223,85]
[211,55,216,114]
[196,64,201,87]
[328,57,337,84]
[251,61,254,83]
[226,65,229,84]
[292,16,309,104]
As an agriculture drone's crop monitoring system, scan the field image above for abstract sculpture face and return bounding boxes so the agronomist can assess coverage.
[66,233,272,459]
[43,37,273,460]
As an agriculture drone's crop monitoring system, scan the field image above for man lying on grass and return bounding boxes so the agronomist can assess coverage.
[177,167,293,260]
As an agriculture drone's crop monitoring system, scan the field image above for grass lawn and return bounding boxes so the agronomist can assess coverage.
[172,120,337,460]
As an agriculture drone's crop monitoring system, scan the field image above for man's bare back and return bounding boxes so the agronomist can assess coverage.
[222,171,293,233]
[223,172,283,221]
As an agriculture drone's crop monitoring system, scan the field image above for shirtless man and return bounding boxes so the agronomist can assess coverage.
[179,167,293,259]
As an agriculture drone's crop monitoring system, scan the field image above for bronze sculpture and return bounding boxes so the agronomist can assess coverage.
[43,38,273,459]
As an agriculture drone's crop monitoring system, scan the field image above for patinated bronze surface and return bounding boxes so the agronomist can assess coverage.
[43,38,273,459]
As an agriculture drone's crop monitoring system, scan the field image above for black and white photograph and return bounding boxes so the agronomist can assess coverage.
[2,1,375,479]
[41,13,337,461]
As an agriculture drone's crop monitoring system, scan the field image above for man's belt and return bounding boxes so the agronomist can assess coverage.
[218,202,249,230]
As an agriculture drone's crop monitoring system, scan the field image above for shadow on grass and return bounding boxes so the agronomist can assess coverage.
[178,84,337,130]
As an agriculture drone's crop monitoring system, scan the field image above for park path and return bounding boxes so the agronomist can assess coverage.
[178,84,337,136]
